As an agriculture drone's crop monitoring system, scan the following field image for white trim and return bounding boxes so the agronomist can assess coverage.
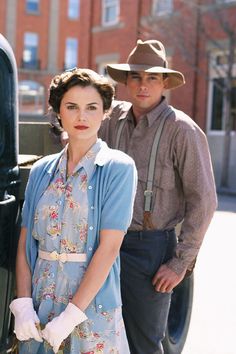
[102,0,120,27]
[207,50,236,133]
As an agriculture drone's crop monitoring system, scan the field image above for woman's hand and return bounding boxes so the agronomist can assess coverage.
[9,297,43,342]
[41,303,87,353]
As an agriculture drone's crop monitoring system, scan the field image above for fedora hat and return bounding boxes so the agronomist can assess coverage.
[107,39,185,89]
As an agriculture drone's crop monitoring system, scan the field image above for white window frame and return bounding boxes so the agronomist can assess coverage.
[152,0,173,16]
[102,0,120,27]
[26,0,40,14]
[207,50,236,134]
[64,38,78,70]
[96,53,120,84]
[23,32,39,68]
[68,0,80,19]
[216,0,236,4]
[19,80,45,115]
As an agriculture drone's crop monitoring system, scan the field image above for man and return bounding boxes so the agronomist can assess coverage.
[98,39,217,354]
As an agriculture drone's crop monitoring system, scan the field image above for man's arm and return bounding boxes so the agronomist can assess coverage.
[153,125,217,291]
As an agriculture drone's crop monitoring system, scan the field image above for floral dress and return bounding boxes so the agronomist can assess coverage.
[19,141,130,354]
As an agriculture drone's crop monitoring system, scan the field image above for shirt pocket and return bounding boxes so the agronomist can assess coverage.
[154,165,176,191]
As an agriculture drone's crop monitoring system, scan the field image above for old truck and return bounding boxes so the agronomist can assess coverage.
[0,34,193,354]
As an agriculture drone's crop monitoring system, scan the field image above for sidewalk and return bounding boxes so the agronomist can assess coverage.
[182,192,236,354]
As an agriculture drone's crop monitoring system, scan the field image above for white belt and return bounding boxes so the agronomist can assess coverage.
[38,250,87,263]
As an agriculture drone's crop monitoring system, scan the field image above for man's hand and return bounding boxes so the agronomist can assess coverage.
[152,264,186,293]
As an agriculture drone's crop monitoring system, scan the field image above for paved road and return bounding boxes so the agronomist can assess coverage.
[182,194,236,354]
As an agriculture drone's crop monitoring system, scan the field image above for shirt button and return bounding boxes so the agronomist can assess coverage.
[88,185,92,190]
[88,246,92,251]
[98,304,102,309]
[91,206,94,210]
[89,226,93,230]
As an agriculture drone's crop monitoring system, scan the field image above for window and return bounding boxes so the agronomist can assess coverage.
[19,80,44,115]
[210,78,236,130]
[208,49,236,131]
[97,62,116,84]
[26,0,40,13]
[23,32,39,69]
[152,0,173,15]
[216,0,236,3]
[68,0,80,19]
[64,38,78,70]
[102,0,119,26]
[96,53,120,84]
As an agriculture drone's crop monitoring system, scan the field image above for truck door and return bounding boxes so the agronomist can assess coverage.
[0,34,20,354]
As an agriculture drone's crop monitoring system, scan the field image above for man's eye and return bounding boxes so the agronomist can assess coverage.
[88,105,97,111]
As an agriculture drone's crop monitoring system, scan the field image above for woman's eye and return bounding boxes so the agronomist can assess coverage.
[67,105,76,110]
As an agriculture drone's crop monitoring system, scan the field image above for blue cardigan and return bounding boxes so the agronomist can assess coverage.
[22,140,137,312]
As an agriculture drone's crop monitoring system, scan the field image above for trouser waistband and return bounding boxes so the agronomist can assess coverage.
[126,229,175,238]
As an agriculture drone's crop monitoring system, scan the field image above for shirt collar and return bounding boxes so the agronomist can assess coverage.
[94,140,114,166]
[55,139,103,181]
[145,97,169,127]
[117,96,169,127]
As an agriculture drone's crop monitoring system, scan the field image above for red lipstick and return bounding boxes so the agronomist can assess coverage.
[74,125,89,130]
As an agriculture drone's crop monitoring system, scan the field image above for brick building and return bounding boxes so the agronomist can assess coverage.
[0,0,236,190]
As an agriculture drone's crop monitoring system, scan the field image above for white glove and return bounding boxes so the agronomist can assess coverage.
[9,297,43,342]
[42,302,87,353]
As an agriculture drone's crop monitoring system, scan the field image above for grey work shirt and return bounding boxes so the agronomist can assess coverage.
[99,97,217,274]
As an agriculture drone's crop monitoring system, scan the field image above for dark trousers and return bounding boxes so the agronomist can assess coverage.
[120,229,177,354]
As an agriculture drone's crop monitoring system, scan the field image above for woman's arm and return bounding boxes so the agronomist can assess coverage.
[16,227,32,297]
[10,227,43,342]
[71,229,125,311]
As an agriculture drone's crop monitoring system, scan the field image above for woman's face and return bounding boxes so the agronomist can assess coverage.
[59,85,104,144]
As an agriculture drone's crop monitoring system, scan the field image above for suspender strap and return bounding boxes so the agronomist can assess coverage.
[115,106,173,213]
[115,118,126,149]
[144,116,166,212]
[144,107,173,212]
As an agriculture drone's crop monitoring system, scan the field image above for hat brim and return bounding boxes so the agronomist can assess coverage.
[107,64,185,90]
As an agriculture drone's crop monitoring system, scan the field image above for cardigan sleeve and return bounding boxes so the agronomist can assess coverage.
[100,153,137,232]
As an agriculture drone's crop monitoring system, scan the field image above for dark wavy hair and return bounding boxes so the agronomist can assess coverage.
[48,68,115,115]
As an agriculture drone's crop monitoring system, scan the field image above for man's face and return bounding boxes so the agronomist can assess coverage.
[126,71,168,115]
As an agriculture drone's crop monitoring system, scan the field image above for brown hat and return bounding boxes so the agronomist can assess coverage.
[107,39,185,90]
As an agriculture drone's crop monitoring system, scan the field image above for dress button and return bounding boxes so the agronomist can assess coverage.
[88,185,92,190]
[98,304,102,309]
[89,226,93,230]
[91,206,94,210]
[88,247,92,251]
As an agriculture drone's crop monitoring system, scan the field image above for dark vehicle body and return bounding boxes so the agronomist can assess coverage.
[0,34,20,354]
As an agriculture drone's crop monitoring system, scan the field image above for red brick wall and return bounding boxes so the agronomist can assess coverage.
[0,0,235,132]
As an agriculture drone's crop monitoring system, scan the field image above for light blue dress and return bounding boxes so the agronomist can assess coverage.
[19,141,130,354]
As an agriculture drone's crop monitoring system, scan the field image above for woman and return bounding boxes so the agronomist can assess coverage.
[10,68,137,353]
